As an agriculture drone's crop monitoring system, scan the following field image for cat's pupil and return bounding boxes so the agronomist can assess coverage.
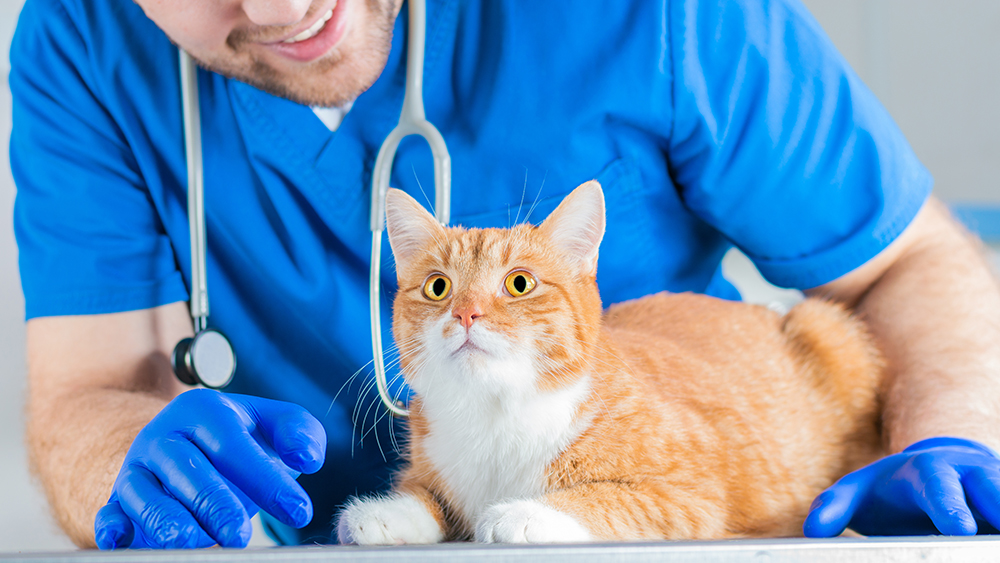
[513,275,526,293]
[433,278,447,296]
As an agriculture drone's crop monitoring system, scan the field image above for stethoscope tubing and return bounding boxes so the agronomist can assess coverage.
[179,49,210,333]
[370,0,451,418]
[178,0,449,413]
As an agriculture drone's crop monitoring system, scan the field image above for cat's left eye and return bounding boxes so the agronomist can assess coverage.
[504,271,537,297]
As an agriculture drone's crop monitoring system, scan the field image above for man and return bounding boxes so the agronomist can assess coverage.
[10,0,1000,549]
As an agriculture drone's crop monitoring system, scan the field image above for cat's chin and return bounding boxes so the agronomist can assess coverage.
[453,339,488,357]
[428,343,540,396]
[449,347,493,374]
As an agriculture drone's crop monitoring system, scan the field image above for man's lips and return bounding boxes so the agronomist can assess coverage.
[259,0,350,63]
[277,8,334,44]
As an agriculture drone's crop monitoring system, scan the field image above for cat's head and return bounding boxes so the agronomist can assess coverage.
[386,181,606,404]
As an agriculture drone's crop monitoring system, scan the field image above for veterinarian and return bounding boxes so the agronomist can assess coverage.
[10,0,1000,549]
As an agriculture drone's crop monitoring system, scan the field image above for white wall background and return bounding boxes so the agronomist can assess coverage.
[0,0,998,553]
[0,0,76,553]
[802,0,1000,204]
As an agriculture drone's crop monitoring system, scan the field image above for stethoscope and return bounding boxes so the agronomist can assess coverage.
[173,0,449,420]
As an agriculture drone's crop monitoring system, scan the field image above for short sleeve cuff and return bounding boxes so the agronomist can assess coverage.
[751,172,933,290]
[23,272,190,319]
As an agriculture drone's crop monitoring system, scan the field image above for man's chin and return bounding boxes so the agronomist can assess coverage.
[240,62,374,108]
[190,48,384,108]
[186,0,397,108]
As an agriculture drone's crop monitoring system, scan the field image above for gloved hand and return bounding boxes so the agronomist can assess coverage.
[804,437,1000,536]
[94,389,326,549]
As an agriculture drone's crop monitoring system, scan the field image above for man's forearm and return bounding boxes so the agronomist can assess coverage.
[26,303,192,547]
[28,389,171,547]
[845,200,1000,453]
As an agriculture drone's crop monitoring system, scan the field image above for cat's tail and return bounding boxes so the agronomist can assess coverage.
[780,299,884,417]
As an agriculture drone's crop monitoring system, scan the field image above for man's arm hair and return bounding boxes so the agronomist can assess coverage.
[809,196,1000,452]
[26,302,192,547]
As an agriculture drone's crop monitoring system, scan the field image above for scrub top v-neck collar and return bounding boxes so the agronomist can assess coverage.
[225,0,455,254]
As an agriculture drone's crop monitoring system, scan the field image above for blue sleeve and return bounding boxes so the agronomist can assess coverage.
[9,0,188,319]
[666,0,932,289]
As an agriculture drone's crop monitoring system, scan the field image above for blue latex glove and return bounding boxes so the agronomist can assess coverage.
[94,389,326,549]
[804,437,1000,536]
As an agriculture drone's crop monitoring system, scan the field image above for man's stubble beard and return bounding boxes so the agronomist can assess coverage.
[192,0,396,108]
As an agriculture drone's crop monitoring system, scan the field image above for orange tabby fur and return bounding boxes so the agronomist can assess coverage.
[338,181,884,543]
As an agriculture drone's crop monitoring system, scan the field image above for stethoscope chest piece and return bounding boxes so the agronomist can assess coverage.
[172,329,237,389]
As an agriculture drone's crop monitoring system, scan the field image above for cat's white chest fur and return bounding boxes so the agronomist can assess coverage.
[417,355,591,526]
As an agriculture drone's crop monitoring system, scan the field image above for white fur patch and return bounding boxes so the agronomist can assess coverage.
[408,313,593,528]
[476,499,592,543]
[336,493,444,545]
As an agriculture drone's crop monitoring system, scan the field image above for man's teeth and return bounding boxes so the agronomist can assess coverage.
[283,9,335,44]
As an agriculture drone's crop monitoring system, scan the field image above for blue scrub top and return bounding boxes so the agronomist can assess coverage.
[10,0,931,545]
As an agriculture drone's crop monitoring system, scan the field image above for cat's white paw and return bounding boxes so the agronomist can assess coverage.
[335,493,444,545]
[475,499,592,543]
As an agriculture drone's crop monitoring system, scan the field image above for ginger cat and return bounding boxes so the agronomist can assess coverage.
[336,181,884,544]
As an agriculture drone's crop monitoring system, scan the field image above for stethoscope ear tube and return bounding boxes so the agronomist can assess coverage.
[175,0,445,405]
[175,49,237,390]
[370,0,451,418]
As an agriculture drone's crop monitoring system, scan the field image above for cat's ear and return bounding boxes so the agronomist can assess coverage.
[538,180,606,276]
[385,188,445,273]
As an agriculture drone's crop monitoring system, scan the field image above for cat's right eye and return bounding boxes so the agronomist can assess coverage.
[422,274,452,301]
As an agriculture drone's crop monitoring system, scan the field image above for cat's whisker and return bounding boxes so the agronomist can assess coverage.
[357,369,418,463]
[332,344,405,457]
[513,167,529,227]
[387,382,410,453]
[355,387,390,452]
[379,370,412,457]
[352,356,407,437]
[353,343,420,450]
[352,371,388,444]
[325,366,365,421]
[360,368,407,444]
[351,371,379,419]
[411,165,435,218]
[523,170,547,224]
[370,374,402,462]
[326,346,405,421]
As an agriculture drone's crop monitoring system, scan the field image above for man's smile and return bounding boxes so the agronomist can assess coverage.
[257,0,351,63]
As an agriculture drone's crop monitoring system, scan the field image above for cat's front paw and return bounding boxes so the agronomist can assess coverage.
[336,493,444,545]
[475,499,592,543]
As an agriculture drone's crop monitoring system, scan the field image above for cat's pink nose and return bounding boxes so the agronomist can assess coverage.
[453,306,483,330]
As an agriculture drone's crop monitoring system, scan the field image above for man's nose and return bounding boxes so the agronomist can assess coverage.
[242,0,312,27]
